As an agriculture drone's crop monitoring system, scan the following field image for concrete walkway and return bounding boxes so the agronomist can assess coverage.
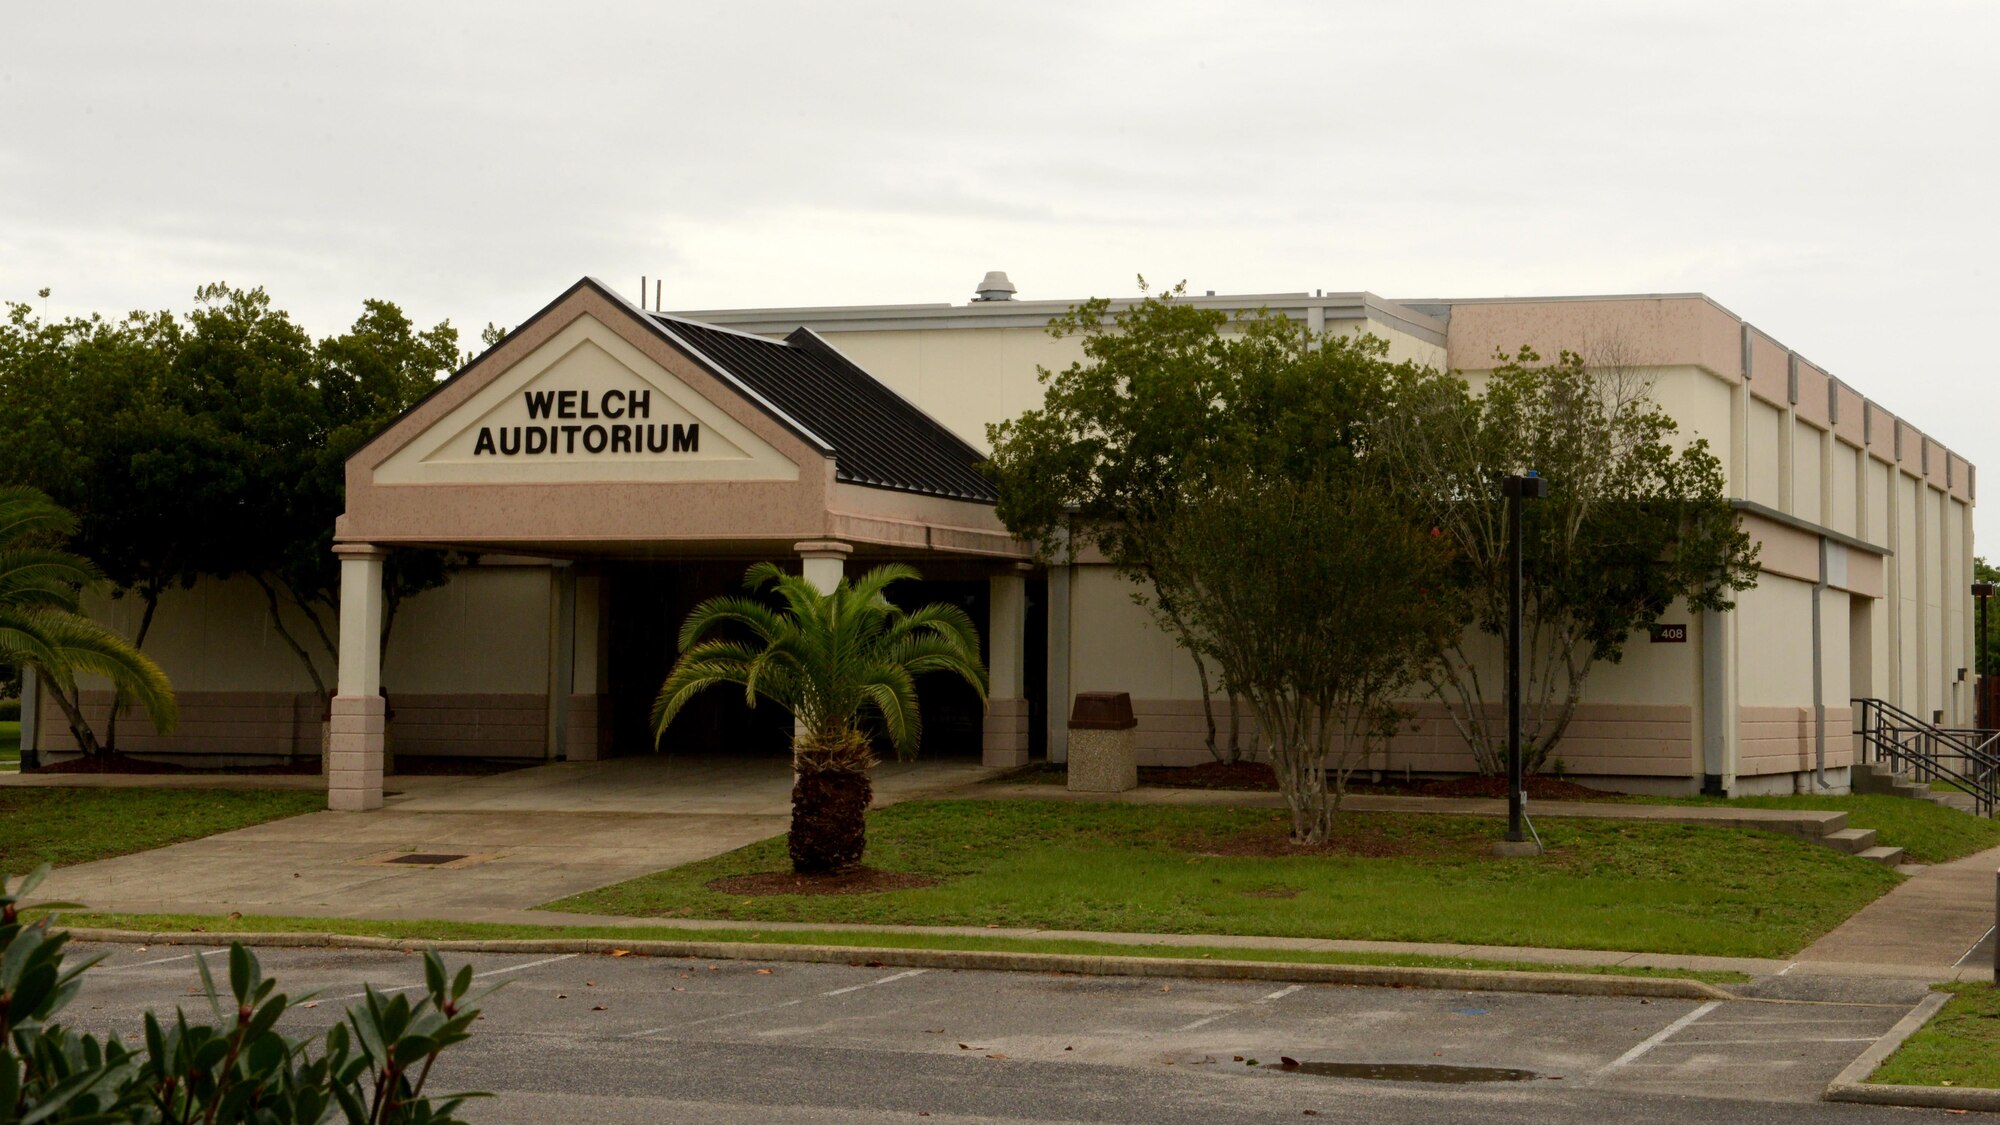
[31,756,998,920]
[24,767,1999,983]
[978,782,1853,838]
[1796,842,2000,971]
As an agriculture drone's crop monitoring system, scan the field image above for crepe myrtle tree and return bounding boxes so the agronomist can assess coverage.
[1379,347,1759,775]
[652,562,988,874]
[1150,468,1456,843]
[984,280,1423,765]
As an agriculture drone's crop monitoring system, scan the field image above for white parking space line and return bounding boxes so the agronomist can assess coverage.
[1642,1037,1879,1046]
[323,953,578,1003]
[823,968,927,996]
[1591,1000,1721,1081]
[96,948,229,972]
[1175,983,1307,1032]
[630,967,932,1038]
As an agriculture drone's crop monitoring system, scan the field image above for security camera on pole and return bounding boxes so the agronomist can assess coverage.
[1495,471,1549,858]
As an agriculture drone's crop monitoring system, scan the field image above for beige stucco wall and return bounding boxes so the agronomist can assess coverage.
[1747,399,1783,508]
[79,578,330,694]
[383,564,551,694]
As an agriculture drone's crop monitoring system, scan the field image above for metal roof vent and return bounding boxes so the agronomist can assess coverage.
[972,270,1017,302]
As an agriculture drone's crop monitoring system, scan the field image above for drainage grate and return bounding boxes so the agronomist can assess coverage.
[383,853,467,866]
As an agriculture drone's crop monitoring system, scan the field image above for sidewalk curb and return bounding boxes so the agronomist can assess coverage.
[65,928,1737,1001]
[1821,991,1988,1109]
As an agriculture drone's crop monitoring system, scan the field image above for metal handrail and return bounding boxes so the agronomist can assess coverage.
[1852,697,1998,817]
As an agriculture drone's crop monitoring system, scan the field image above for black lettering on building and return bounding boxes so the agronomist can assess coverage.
[610,424,632,453]
[583,424,608,453]
[644,424,670,453]
[627,390,651,419]
[525,426,549,454]
[499,426,522,455]
[673,423,699,453]
[603,389,625,418]
[561,424,581,453]
[558,390,578,419]
[579,390,599,419]
[525,390,556,419]
[474,427,497,456]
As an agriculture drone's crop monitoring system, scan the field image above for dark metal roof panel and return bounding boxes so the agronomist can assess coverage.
[650,314,997,503]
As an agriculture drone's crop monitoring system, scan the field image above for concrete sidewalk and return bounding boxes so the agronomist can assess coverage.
[978,782,1853,838]
[1796,842,2000,971]
[30,756,998,919]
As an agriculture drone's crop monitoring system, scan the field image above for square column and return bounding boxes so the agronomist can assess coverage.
[984,569,1031,768]
[329,544,388,811]
[795,539,850,593]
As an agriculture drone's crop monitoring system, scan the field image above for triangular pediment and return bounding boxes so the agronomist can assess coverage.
[373,313,801,485]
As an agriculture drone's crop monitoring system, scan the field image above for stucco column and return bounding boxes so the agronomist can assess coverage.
[795,540,850,593]
[566,567,611,761]
[329,544,388,812]
[984,568,1031,768]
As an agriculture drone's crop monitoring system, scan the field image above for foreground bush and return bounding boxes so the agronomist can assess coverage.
[1,866,489,1123]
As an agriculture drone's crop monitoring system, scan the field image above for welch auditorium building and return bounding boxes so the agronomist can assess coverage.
[20,276,1979,811]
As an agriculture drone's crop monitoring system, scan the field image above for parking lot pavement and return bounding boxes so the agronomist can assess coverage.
[61,943,1940,1123]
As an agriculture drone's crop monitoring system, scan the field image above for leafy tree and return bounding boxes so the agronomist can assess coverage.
[0,286,463,751]
[1379,347,1760,774]
[985,282,1425,763]
[652,563,987,873]
[0,487,176,756]
[1153,467,1455,842]
[1,866,490,1122]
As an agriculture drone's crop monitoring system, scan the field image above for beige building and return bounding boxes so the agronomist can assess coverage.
[22,276,1978,806]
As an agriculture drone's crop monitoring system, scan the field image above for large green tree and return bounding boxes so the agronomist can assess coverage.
[1379,347,1760,774]
[985,282,1428,763]
[652,563,988,874]
[0,286,463,752]
[1152,465,1456,842]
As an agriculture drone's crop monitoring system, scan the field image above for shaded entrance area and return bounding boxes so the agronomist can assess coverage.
[324,280,1040,810]
[599,562,1035,763]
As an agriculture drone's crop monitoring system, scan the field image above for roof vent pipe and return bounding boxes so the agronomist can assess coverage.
[972,271,1017,302]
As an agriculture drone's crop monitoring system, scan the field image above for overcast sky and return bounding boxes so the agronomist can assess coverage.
[6,2,1997,537]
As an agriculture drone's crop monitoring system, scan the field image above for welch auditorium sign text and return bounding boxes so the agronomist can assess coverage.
[470,387,699,457]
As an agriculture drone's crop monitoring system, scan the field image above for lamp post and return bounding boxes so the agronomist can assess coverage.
[1975,582,1994,730]
[1502,472,1549,847]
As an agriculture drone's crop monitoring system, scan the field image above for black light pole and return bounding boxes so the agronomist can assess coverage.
[1502,472,1550,844]
[1975,582,1994,729]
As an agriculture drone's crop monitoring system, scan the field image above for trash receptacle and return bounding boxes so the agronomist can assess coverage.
[1067,692,1137,793]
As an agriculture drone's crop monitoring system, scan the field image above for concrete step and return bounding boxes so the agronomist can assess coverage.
[1856,845,1906,867]
[1819,827,1878,854]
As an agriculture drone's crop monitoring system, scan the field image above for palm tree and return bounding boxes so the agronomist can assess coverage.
[653,562,987,874]
[0,486,177,755]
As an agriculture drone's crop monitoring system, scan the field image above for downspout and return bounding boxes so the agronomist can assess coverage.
[1812,533,1829,789]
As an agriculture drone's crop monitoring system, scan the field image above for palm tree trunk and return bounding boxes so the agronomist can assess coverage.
[789,765,872,874]
[789,732,877,874]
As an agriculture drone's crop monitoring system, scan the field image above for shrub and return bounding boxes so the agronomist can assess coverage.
[1,865,491,1123]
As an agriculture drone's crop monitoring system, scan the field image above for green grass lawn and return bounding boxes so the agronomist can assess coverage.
[1869,983,2000,1087]
[0,720,18,765]
[544,799,1898,958]
[0,788,323,874]
[1637,793,2000,864]
[51,911,1746,985]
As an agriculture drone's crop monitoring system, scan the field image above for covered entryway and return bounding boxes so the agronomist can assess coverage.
[323,278,1037,810]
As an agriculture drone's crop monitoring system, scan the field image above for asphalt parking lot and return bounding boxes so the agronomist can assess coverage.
[62,943,1947,1123]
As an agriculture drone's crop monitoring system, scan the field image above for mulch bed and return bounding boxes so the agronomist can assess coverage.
[1140,761,1617,802]
[707,867,941,897]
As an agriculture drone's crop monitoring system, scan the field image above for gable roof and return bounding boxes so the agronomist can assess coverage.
[650,313,998,503]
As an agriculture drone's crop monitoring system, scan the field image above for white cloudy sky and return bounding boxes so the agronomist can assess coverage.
[6,2,1997,534]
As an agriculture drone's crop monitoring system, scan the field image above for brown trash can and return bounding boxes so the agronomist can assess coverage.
[1068,692,1137,793]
